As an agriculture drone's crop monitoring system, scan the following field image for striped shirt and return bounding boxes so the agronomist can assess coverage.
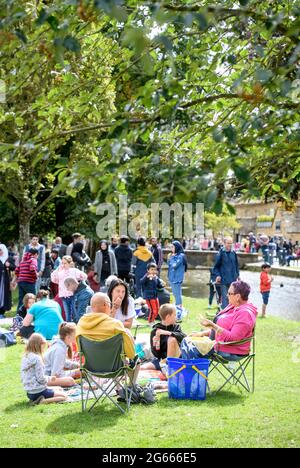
[15,253,38,283]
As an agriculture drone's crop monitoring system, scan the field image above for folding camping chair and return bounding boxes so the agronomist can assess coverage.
[78,334,137,414]
[208,332,255,395]
[132,319,149,340]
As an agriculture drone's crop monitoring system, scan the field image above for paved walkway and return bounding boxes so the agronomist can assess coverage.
[246,262,300,278]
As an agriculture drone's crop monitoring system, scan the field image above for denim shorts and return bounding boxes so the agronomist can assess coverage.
[152,358,162,371]
[262,291,270,305]
[27,388,54,402]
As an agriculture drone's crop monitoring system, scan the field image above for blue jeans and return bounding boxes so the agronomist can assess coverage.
[221,284,230,309]
[170,282,182,305]
[63,297,74,322]
[18,282,36,310]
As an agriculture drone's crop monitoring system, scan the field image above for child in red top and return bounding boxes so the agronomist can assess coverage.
[87,265,100,293]
[260,263,273,318]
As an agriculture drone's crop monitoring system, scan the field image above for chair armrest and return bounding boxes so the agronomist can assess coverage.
[218,336,254,346]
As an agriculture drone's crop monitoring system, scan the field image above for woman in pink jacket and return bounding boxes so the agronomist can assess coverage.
[181,281,257,360]
[51,256,87,322]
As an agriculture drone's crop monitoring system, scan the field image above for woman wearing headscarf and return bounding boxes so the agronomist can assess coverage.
[94,240,118,287]
[0,243,16,319]
[167,240,187,309]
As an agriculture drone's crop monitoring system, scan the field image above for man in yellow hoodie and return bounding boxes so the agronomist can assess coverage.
[132,237,155,298]
[76,292,135,359]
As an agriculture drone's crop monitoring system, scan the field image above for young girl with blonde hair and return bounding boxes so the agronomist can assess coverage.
[21,333,66,405]
[45,322,80,387]
[51,256,87,321]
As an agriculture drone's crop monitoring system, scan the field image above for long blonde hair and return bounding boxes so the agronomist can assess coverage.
[24,333,47,358]
[62,255,74,267]
[59,322,76,359]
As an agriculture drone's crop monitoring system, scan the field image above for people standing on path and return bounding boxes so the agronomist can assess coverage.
[23,235,46,292]
[94,240,118,287]
[52,237,67,259]
[140,263,164,324]
[66,233,83,257]
[15,249,39,310]
[167,240,187,309]
[0,243,16,319]
[114,236,133,284]
[260,263,273,318]
[132,237,155,298]
[212,237,240,309]
[150,237,164,276]
[71,241,91,272]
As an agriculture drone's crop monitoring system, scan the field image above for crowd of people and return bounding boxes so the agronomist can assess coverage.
[0,231,297,405]
[182,232,300,267]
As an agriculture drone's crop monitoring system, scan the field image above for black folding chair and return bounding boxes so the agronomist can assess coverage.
[208,333,255,395]
[78,334,136,414]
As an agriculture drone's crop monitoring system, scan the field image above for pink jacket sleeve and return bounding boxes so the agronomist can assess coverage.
[75,268,87,281]
[217,314,253,343]
[51,269,59,284]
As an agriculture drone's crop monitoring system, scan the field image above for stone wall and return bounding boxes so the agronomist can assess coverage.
[162,249,259,270]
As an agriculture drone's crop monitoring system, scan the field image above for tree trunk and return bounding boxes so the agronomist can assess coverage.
[18,205,32,251]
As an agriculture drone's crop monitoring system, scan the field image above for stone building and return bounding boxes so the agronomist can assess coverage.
[233,199,300,243]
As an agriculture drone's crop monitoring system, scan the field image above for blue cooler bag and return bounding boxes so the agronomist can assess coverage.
[167,357,209,400]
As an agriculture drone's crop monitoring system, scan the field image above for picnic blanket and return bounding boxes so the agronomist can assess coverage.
[137,369,168,393]
[62,380,118,403]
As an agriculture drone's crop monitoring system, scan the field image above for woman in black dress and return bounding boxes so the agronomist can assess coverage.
[0,244,15,319]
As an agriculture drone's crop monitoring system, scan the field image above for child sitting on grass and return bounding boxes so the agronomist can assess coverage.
[140,263,164,324]
[260,263,274,318]
[11,293,36,333]
[45,322,80,387]
[141,304,186,371]
[21,333,66,405]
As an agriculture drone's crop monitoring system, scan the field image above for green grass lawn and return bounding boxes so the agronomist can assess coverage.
[0,296,300,448]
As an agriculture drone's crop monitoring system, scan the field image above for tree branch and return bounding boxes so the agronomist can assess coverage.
[160,3,297,43]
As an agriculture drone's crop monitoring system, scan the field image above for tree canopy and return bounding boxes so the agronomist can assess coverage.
[0,0,299,242]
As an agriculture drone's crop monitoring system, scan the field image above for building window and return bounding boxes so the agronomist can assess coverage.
[275,221,281,231]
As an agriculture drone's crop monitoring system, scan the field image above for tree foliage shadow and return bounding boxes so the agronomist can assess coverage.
[4,401,33,413]
[46,405,124,435]
[157,391,247,408]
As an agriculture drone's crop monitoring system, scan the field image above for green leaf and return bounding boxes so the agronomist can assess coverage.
[212,128,224,143]
[280,80,292,96]
[195,13,208,30]
[47,15,59,31]
[14,29,27,44]
[63,36,81,53]
[154,35,173,51]
[272,184,281,192]
[223,126,237,144]
[255,68,273,83]
[227,54,237,65]
[213,199,223,215]
[36,8,48,26]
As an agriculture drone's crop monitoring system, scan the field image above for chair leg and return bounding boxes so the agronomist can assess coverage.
[252,356,255,393]
[81,371,85,413]
[210,357,254,394]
